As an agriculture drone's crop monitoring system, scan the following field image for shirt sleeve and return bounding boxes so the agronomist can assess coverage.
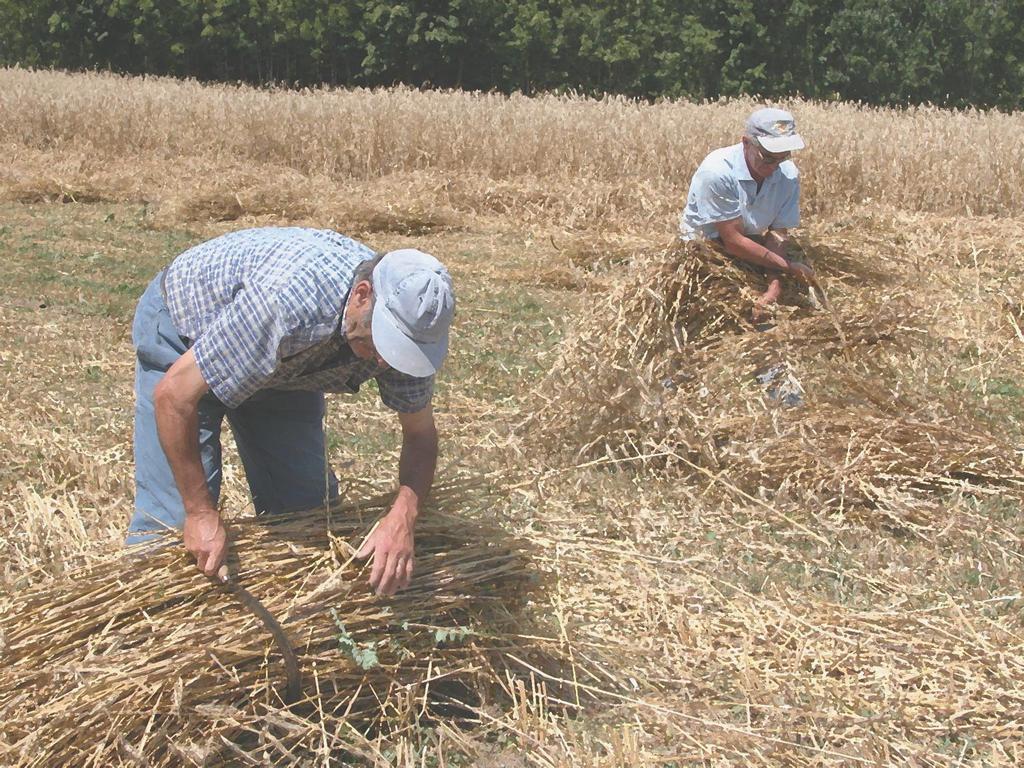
[191,286,303,409]
[773,175,801,230]
[375,368,435,413]
[684,167,743,230]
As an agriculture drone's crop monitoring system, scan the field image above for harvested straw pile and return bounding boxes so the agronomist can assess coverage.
[531,241,1024,521]
[0,479,551,766]
[528,241,802,458]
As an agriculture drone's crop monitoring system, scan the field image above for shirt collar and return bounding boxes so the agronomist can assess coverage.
[336,287,353,339]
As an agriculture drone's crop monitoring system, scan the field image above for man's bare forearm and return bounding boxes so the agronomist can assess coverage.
[151,349,226,576]
[153,382,215,515]
[150,349,215,517]
[394,427,438,521]
[721,231,790,272]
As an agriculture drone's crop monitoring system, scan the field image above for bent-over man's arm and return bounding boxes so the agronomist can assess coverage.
[356,405,438,596]
[153,348,227,577]
[714,219,812,281]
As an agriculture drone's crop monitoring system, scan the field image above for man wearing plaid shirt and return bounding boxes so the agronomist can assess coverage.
[128,227,455,596]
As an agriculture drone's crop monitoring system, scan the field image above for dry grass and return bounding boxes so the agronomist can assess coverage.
[1,70,1024,766]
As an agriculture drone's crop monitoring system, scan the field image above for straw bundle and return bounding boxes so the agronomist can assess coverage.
[0,479,546,766]
[530,241,1023,519]
[528,241,812,459]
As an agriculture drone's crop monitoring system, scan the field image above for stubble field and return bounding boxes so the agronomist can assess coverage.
[1,68,1023,766]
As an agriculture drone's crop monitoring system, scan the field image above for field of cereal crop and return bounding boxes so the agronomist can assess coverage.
[1,68,1023,766]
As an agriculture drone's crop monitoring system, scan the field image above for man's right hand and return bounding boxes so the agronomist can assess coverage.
[184,508,228,578]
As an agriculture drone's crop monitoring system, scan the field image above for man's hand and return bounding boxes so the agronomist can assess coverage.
[788,261,815,284]
[184,508,228,578]
[355,406,435,596]
[356,502,416,596]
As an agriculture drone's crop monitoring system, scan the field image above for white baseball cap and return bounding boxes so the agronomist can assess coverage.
[745,107,805,153]
[370,249,455,377]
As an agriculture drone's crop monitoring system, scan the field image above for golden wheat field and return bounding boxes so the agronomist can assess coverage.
[1,68,1024,766]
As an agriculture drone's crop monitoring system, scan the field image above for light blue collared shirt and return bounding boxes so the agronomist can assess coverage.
[679,143,800,241]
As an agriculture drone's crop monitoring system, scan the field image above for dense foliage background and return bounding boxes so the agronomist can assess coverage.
[2,0,1022,109]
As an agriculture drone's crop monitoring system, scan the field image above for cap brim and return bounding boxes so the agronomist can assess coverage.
[757,134,805,153]
[371,298,448,377]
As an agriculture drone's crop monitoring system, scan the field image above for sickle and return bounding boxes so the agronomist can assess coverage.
[214,565,301,706]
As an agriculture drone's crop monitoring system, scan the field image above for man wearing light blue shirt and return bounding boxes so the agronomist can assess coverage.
[680,108,815,322]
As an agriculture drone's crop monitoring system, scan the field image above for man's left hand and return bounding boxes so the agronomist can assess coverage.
[355,503,416,596]
[788,261,815,284]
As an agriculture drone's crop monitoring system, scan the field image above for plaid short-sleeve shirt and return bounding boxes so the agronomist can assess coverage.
[161,227,434,412]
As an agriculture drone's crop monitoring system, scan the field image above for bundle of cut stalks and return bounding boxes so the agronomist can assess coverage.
[531,241,1024,518]
[528,240,816,458]
[0,478,552,766]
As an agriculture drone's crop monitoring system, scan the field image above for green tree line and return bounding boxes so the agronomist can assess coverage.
[2,0,1022,109]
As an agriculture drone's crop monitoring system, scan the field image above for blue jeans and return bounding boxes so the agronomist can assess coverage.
[127,273,339,544]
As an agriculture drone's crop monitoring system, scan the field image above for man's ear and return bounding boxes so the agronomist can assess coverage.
[353,279,373,308]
